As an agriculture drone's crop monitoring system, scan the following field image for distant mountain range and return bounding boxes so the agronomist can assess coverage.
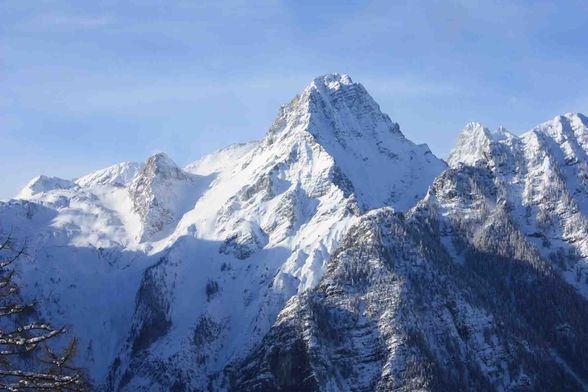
[2,74,587,391]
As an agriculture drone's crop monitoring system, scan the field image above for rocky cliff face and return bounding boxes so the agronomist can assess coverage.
[231,189,588,391]
[1,76,588,391]
[127,153,205,242]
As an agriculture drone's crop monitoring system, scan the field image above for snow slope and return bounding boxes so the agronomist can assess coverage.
[76,162,144,188]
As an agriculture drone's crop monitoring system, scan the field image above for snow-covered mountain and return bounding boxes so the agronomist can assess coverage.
[232,112,588,390]
[2,74,588,390]
[446,113,588,297]
[232,205,588,390]
[0,74,448,390]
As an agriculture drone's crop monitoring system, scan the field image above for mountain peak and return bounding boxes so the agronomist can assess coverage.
[548,112,588,130]
[267,73,399,143]
[463,121,486,131]
[305,73,368,104]
[262,73,445,211]
[447,122,514,168]
[17,175,76,199]
[146,152,176,167]
[142,152,186,181]
[558,112,587,122]
[524,112,588,146]
[128,153,200,242]
[309,73,353,90]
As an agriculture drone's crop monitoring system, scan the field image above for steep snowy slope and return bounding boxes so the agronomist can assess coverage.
[75,161,144,188]
[0,74,445,391]
[184,142,256,176]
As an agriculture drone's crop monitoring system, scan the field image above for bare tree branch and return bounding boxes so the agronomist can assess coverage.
[0,235,88,391]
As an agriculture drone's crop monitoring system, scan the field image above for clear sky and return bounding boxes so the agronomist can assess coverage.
[1,0,587,199]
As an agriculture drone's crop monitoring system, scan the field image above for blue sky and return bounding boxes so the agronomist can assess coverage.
[1,0,587,199]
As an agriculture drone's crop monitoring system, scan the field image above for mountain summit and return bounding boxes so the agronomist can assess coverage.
[264,73,446,211]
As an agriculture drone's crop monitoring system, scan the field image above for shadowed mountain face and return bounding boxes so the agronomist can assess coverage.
[2,75,588,391]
